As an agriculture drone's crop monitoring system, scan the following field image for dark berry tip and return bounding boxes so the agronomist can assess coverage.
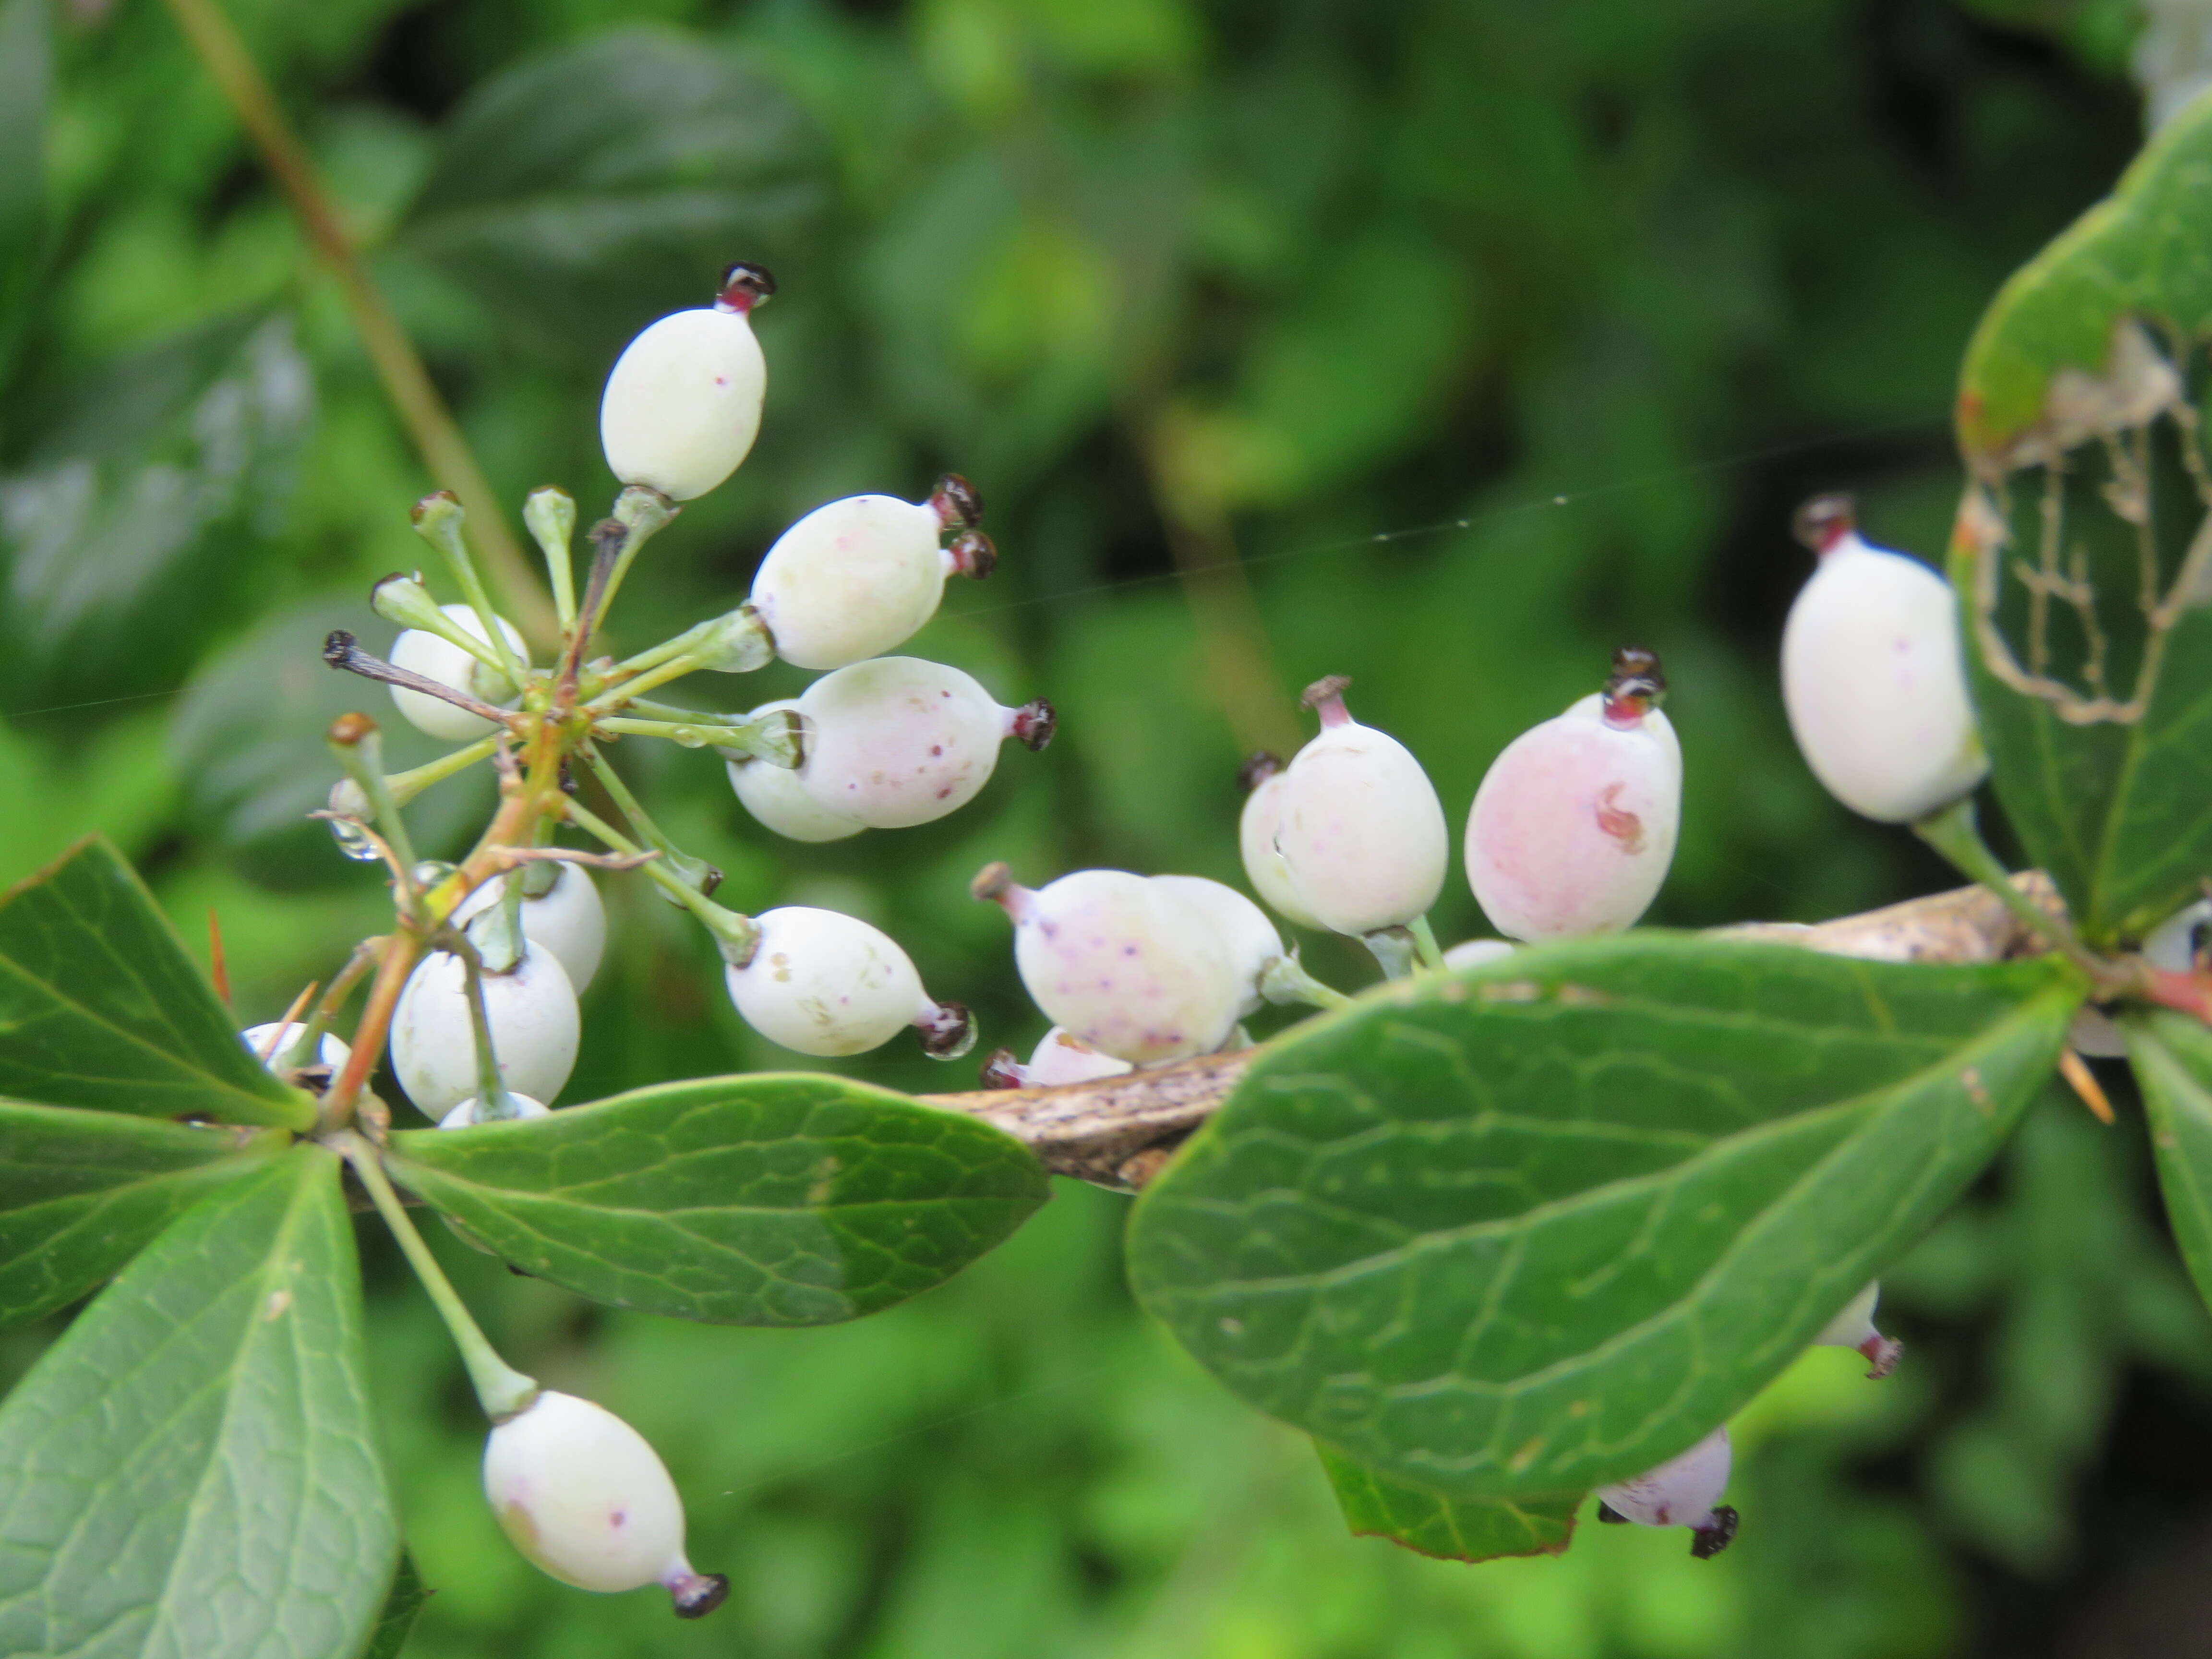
[948,529,997,580]
[970,862,1015,904]
[1861,1334,1903,1380]
[1595,1501,1629,1525]
[716,262,777,313]
[669,1572,730,1619]
[1300,674,1352,712]
[1238,752,1284,793]
[1689,1506,1739,1560]
[978,1047,1026,1089]
[917,1000,977,1060]
[930,472,984,528]
[1011,698,1055,751]
[1791,492,1856,554]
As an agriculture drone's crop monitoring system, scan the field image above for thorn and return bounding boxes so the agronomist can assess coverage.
[259,980,320,1063]
[207,910,232,1011]
[2058,1047,2115,1125]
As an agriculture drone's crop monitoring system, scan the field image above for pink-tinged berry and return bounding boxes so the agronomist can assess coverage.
[795,657,1051,830]
[1237,753,1326,931]
[1781,494,1987,823]
[973,863,1242,1066]
[1594,1425,1738,1559]
[1273,679,1448,938]
[1465,649,1681,942]
[481,1390,726,1617]
[1148,875,1285,1019]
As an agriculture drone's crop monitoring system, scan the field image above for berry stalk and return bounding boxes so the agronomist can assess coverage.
[339,1132,540,1420]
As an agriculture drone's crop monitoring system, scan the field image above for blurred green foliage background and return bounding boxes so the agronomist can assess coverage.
[5,0,2212,1652]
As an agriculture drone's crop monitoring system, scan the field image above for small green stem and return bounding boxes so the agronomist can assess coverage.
[523,489,578,635]
[1912,797,2095,970]
[1361,927,1418,981]
[414,498,530,693]
[386,735,502,806]
[1258,952,1353,1010]
[329,724,420,904]
[1408,914,1448,974]
[562,796,759,959]
[339,1132,539,1421]
[590,650,708,709]
[453,937,522,1120]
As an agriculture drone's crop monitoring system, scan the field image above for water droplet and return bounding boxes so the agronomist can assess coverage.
[330,818,380,862]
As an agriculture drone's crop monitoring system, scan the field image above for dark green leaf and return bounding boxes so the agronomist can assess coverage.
[1316,1442,1579,1562]
[400,28,825,361]
[386,1073,1049,1326]
[0,0,50,384]
[2124,1009,2212,1318]
[0,313,313,697]
[360,1551,427,1659]
[1128,935,2082,1500]
[168,597,498,886]
[0,1145,396,1659]
[0,838,311,1128]
[0,1101,285,1330]
[1950,94,2212,943]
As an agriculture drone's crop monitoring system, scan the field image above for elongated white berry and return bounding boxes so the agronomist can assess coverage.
[239,1022,351,1071]
[974,864,1242,1066]
[1813,1280,1902,1379]
[2145,898,2211,972]
[452,866,607,993]
[749,479,994,670]
[390,943,579,1118]
[1595,1426,1738,1559]
[482,1390,726,1616]
[1273,678,1447,938]
[1442,939,1515,971]
[599,264,772,503]
[795,657,1053,830]
[1465,649,1682,942]
[724,906,972,1058]
[440,1092,552,1128]
[1237,754,1325,931]
[725,700,864,843]
[1150,874,1283,1019]
[388,604,526,741]
[1781,494,1988,823]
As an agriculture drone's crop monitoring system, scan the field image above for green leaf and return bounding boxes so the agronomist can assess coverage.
[0,312,313,699]
[385,1074,1050,1326]
[0,1145,396,1658]
[0,838,311,1129]
[360,1551,427,1659]
[0,1101,285,1330]
[1128,935,2081,1501]
[1316,1442,1579,1562]
[2124,1009,2212,1317]
[400,28,825,361]
[0,0,51,384]
[1950,94,2212,943]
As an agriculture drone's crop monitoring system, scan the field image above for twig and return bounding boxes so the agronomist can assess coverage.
[925,875,2069,1191]
[156,0,558,647]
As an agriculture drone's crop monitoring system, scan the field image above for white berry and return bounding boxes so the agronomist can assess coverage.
[1465,651,1682,942]
[749,481,993,671]
[1813,1280,1903,1378]
[725,906,963,1058]
[388,604,527,741]
[482,1390,725,1616]
[452,866,608,993]
[1024,1026,1134,1086]
[390,942,579,1118]
[975,865,1242,1066]
[1237,756,1325,931]
[439,1092,552,1129]
[1273,678,1447,938]
[725,701,864,843]
[2144,898,2211,972]
[239,1022,351,1071]
[1781,495,1988,823]
[1595,1425,1738,1558]
[1149,874,1284,1019]
[598,266,772,503]
[795,656,1052,830]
